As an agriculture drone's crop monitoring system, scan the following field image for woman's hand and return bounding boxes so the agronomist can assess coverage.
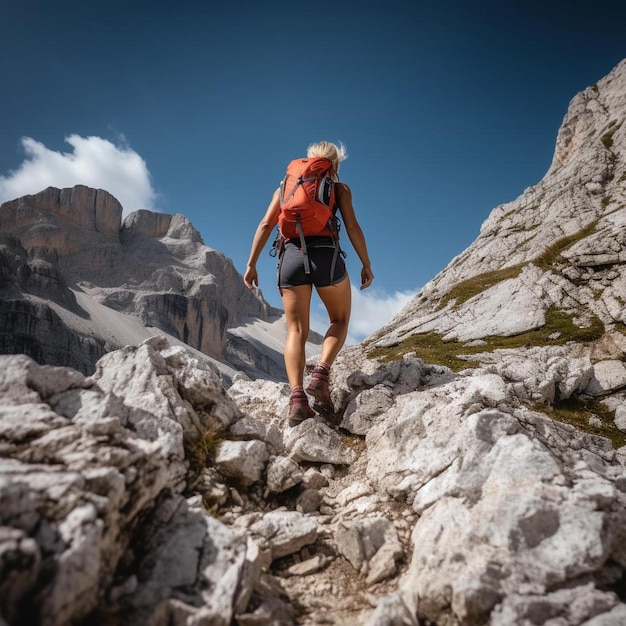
[244,265,258,289]
[360,266,374,290]
[243,188,281,290]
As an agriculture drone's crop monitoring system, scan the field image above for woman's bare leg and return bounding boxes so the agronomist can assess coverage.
[280,284,313,388]
[315,275,351,366]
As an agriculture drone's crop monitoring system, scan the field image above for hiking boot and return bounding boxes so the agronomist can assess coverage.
[306,366,334,415]
[288,388,315,427]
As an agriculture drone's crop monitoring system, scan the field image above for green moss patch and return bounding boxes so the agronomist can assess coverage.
[537,397,626,449]
[439,221,598,310]
[601,131,615,149]
[368,331,480,372]
[532,220,598,271]
[368,308,604,372]
[368,311,618,447]
[439,264,524,309]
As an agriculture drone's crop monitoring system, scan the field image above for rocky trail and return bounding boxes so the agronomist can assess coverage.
[258,443,414,625]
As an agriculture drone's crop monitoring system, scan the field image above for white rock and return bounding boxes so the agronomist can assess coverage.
[265,456,303,493]
[341,385,394,435]
[214,440,269,486]
[249,511,317,560]
[288,421,356,465]
[586,360,626,396]
[335,516,401,579]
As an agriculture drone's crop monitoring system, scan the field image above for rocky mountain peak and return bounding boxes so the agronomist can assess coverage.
[550,57,626,174]
[0,185,310,380]
[121,209,203,243]
[1,185,122,252]
[376,58,626,354]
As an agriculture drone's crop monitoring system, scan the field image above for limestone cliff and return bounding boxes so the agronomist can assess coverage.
[0,187,307,378]
[372,59,626,381]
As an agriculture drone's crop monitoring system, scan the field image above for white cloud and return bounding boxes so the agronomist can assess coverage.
[0,135,157,216]
[311,284,417,345]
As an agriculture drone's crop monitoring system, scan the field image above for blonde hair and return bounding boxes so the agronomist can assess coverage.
[306,141,348,172]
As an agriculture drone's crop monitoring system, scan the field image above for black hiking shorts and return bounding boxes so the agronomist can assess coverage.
[278,237,346,288]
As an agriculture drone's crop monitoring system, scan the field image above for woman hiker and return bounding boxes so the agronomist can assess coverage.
[243,141,374,425]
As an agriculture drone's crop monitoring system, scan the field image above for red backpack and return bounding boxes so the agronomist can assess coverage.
[272,156,343,277]
[278,157,338,240]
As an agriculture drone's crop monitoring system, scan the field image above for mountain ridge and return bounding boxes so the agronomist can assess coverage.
[0,186,322,381]
[370,58,626,361]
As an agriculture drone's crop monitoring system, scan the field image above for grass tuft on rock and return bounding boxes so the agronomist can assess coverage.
[438,221,598,309]
[187,427,228,476]
[368,308,605,373]
[532,220,598,271]
[438,264,524,309]
[601,131,615,149]
[538,397,626,449]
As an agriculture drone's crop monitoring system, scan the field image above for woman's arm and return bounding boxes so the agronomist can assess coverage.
[244,188,281,289]
[336,183,374,290]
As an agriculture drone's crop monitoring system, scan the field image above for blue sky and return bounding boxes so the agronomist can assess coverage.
[1,0,625,342]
